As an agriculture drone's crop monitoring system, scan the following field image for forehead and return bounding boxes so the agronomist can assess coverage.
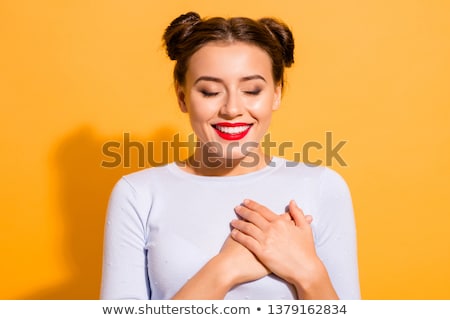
[186,42,273,82]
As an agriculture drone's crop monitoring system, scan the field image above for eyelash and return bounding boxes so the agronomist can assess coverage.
[200,89,262,97]
[201,91,219,97]
[244,90,261,95]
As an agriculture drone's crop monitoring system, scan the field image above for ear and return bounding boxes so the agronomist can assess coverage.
[176,85,188,113]
[272,84,282,111]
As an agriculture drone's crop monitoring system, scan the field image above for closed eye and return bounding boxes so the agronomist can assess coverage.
[243,90,261,95]
[201,90,220,97]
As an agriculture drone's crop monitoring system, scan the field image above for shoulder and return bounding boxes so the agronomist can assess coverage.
[108,164,172,207]
[276,157,347,183]
[116,164,172,191]
[123,164,171,182]
[106,165,174,224]
[274,158,351,199]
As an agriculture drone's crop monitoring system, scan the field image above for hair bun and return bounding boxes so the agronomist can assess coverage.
[258,18,294,67]
[163,12,202,60]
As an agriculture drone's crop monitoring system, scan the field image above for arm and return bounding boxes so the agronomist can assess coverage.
[101,178,279,300]
[230,168,360,299]
[172,235,270,299]
[100,178,150,299]
[173,211,314,300]
[284,200,338,299]
[313,168,360,299]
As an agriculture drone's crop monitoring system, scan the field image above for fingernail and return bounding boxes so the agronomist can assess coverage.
[243,199,250,205]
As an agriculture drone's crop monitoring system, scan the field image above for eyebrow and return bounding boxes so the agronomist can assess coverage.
[193,75,267,85]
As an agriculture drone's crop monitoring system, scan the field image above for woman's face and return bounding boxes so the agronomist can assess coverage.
[177,41,281,162]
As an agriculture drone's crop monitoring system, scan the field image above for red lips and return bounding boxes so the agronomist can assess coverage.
[212,122,252,141]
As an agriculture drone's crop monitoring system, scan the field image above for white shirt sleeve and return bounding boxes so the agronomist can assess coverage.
[100,177,150,299]
[313,168,361,299]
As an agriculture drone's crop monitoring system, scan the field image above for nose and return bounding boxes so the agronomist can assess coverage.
[219,92,244,119]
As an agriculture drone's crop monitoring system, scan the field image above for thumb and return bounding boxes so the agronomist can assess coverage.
[289,200,307,227]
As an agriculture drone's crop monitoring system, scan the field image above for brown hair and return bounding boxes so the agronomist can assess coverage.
[163,12,294,87]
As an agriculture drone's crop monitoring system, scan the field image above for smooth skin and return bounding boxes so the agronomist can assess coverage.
[172,41,338,300]
[175,41,280,176]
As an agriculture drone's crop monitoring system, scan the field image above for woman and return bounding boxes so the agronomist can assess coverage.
[100,12,360,300]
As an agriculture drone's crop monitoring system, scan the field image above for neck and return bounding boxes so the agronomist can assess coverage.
[179,147,271,177]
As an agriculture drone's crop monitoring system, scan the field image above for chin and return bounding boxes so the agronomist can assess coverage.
[224,147,262,164]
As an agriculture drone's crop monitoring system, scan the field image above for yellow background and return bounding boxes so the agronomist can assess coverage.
[1,0,449,299]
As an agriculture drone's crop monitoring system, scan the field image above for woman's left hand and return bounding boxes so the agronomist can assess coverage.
[230,199,321,287]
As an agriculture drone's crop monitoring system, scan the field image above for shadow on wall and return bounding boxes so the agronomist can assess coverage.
[24,125,178,299]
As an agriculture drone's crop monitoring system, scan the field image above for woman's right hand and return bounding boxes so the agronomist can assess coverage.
[217,235,270,286]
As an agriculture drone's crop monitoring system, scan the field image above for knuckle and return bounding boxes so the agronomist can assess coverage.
[246,210,258,221]
[247,200,263,210]
[272,218,286,229]
[241,223,251,233]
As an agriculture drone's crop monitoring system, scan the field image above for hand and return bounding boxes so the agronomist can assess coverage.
[217,234,270,286]
[230,199,321,286]
[172,233,270,299]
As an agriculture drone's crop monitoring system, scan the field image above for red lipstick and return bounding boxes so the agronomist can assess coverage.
[212,122,252,141]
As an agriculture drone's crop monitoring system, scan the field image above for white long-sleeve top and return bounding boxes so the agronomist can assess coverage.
[100,157,360,299]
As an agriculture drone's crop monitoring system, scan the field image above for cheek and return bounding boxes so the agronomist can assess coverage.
[246,97,275,122]
[188,111,209,130]
[188,98,217,123]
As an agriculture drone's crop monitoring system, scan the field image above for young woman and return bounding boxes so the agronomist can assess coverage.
[100,12,360,300]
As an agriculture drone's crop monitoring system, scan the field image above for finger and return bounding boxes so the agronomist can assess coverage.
[242,199,277,222]
[282,212,312,224]
[230,219,265,242]
[235,205,269,229]
[280,212,293,221]
[284,211,312,225]
[281,212,299,227]
[304,215,313,225]
[230,228,261,256]
[289,200,307,227]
